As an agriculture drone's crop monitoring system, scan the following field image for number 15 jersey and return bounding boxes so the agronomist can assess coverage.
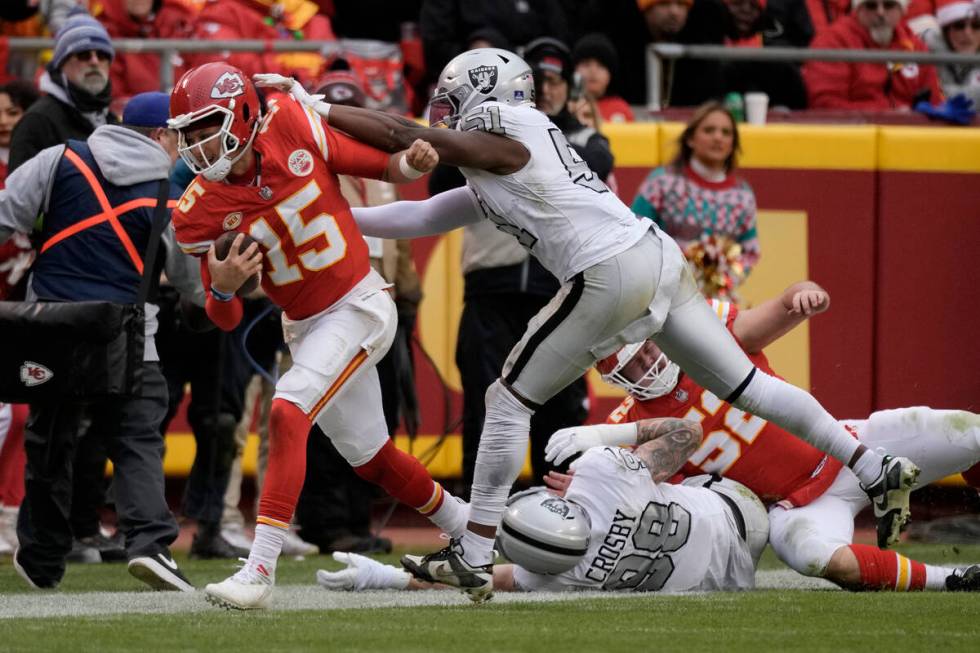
[172,92,390,320]
[458,102,650,283]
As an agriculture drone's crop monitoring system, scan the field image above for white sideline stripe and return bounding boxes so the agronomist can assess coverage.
[0,571,837,620]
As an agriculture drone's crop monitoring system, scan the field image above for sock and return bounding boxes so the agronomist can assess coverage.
[248,523,287,577]
[851,449,888,487]
[849,544,942,591]
[460,531,496,566]
[735,371,877,480]
[466,380,535,566]
[256,399,311,524]
[353,439,467,538]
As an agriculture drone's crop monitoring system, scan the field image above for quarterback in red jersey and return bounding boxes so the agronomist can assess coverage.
[168,63,467,610]
[545,281,980,593]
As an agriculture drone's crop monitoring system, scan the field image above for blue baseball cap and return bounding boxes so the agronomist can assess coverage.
[123,92,171,129]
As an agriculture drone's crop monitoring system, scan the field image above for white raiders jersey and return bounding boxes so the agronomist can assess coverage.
[512,447,756,593]
[458,102,650,282]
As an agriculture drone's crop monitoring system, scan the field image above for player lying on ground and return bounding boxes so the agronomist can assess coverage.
[317,417,769,593]
[543,280,980,592]
[168,63,467,610]
[256,52,917,603]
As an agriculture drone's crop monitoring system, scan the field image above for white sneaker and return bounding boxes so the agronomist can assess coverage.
[204,559,275,610]
[281,528,319,558]
[220,525,254,553]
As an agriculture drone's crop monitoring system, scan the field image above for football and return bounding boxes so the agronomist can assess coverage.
[213,231,261,296]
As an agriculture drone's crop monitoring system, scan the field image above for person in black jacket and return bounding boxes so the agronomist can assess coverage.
[9,11,116,172]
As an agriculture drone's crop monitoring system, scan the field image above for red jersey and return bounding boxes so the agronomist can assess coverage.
[173,93,389,321]
[608,300,839,506]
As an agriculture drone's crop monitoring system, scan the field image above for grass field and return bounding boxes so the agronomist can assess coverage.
[1,543,978,652]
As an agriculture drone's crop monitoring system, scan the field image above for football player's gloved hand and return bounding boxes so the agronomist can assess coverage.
[316,552,411,591]
[252,73,324,108]
[914,93,976,126]
[544,423,638,466]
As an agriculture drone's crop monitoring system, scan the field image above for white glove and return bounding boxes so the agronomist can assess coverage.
[252,73,325,109]
[544,423,638,466]
[315,552,411,591]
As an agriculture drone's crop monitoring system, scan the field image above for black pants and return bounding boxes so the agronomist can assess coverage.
[16,363,179,586]
[456,293,588,497]
[156,291,281,525]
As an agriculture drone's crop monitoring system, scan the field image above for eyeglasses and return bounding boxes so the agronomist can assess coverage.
[859,0,901,10]
[71,49,111,63]
[948,18,980,32]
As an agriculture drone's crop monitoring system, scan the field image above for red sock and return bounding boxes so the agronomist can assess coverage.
[354,439,443,513]
[849,544,926,591]
[0,403,27,506]
[256,399,311,526]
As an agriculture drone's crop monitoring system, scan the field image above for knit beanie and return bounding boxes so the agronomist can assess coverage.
[50,12,115,71]
[936,0,976,26]
[572,33,620,81]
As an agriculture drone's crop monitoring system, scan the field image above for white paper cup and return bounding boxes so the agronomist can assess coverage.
[744,92,769,125]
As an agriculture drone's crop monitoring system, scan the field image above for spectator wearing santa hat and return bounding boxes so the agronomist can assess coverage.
[802,0,943,109]
[917,0,980,104]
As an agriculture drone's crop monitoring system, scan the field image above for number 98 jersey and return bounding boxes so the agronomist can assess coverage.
[457,102,650,283]
[172,92,390,320]
[512,447,756,593]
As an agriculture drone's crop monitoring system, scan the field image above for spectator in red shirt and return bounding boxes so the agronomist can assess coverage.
[96,0,195,105]
[803,0,944,109]
[572,33,635,123]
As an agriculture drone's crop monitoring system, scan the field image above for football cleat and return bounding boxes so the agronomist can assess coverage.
[204,558,274,610]
[860,455,920,548]
[128,551,195,592]
[945,565,980,592]
[401,540,493,603]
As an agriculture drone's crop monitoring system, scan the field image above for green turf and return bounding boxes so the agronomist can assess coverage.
[2,544,979,653]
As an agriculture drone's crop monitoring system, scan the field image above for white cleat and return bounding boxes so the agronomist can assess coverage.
[204,559,274,610]
[861,455,921,548]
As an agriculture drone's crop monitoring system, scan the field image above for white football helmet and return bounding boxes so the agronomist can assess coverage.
[428,48,534,128]
[597,340,681,401]
[497,488,591,575]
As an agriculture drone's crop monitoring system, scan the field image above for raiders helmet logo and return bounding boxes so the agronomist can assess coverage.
[20,361,53,387]
[468,65,498,94]
[211,72,245,99]
[541,497,571,519]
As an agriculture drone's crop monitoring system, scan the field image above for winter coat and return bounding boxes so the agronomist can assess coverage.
[921,26,980,107]
[803,14,943,109]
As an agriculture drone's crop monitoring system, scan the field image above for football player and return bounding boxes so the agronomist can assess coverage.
[168,63,468,610]
[255,50,918,602]
[317,417,769,594]
[544,281,980,592]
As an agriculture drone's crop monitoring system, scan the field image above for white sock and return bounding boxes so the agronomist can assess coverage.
[466,380,534,562]
[459,530,496,566]
[425,487,467,539]
[851,449,888,487]
[735,371,872,474]
[925,564,955,590]
[248,522,286,576]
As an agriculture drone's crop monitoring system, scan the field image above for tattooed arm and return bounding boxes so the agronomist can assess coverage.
[632,418,703,483]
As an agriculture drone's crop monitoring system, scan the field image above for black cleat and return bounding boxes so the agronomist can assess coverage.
[860,455,920,548]
[946,565,980,592]
[401,539,493,603]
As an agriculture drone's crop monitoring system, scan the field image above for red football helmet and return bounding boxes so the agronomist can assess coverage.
[169,62,262,181]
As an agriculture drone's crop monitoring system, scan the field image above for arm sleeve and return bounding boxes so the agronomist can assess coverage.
[163,223,207,308]
[351,186,485,239]
[0,145,63,243]
[325,124,391,180]
[200,257,243,331]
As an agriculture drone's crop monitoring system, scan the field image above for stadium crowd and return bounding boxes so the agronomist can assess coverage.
[0,0,976,599]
